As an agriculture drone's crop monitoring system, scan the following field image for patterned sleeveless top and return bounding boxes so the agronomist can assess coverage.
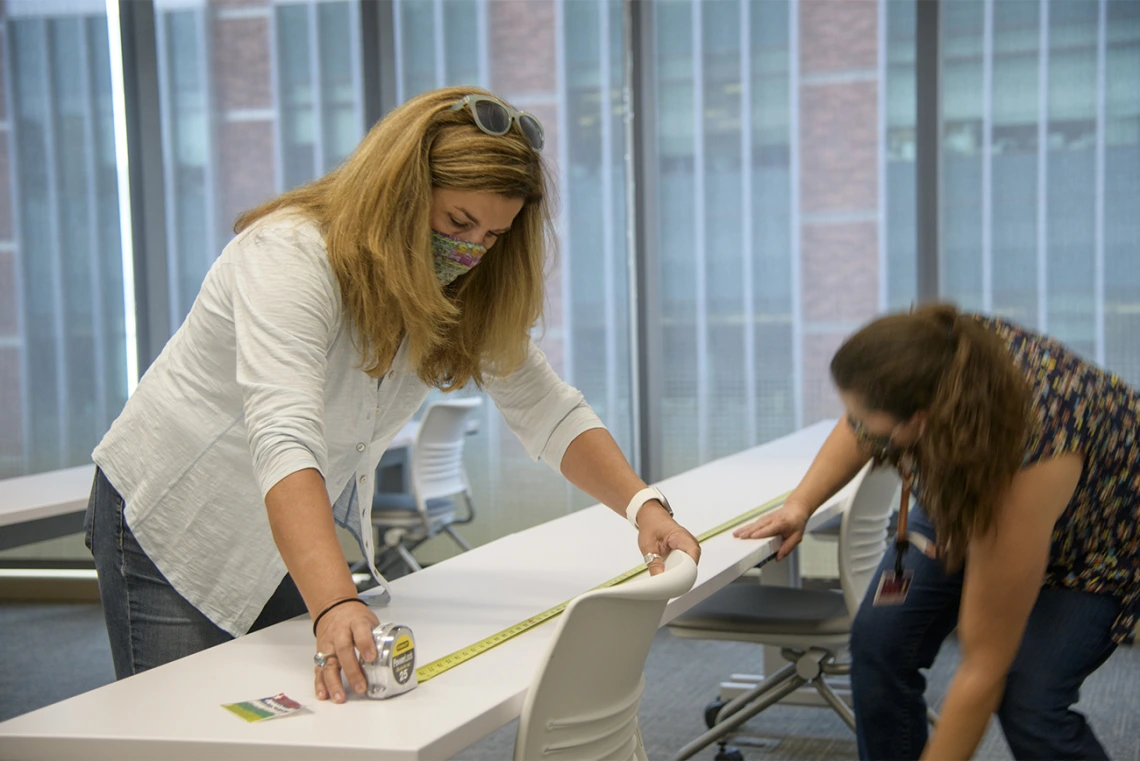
[972,315,1139,643]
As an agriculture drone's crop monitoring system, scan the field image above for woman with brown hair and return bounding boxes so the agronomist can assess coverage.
[85,86,700,705]
[735,303,1139,760]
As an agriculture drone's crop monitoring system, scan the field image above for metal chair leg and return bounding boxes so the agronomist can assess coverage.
[714,661,799,724]
[443,525,472,551]
[815,676,857,731]
[672,674,807,761]
[396,544,423,572]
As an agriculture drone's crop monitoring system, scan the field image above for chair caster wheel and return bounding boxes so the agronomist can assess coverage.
[704,699,727,729]
[714,747,744,761]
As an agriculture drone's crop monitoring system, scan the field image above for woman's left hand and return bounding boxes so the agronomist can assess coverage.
[636,501,701,575]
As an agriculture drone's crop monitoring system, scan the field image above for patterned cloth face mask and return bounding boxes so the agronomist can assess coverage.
[432,230,487,286]
[847,414,911,466]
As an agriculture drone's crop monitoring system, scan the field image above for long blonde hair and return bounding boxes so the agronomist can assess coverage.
[830,304,1030,569]
[235,86,552,390]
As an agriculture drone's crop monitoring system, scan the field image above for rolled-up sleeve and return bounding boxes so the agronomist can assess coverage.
[233,227,339,498]
[484,340,607,472]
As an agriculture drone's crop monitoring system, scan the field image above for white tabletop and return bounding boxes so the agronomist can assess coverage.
[0,420,839,761]
[0,423,425,531]
[0,465,94,529]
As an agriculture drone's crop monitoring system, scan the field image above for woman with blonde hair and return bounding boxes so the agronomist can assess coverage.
[85,86,700,704]
[735,303,1138,760]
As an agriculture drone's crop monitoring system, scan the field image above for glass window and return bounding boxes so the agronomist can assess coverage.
[276,0,362,190]
[0,1,127,479]
[651,0,910,477]
[991,0,1042,327]
[393,0,635,552]
[1104,0,1140,386]
[938,0,1140,386]
[154,0,363,327]
[886,0,917,310]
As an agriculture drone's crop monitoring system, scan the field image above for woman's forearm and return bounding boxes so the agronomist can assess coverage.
[921,662,1005,760]
[788,418,870,513]
[264,468,358,621]
[559,428,664,520]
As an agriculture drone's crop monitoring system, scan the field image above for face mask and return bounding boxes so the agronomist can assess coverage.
[847,415,910,465]
[432,230,487,286]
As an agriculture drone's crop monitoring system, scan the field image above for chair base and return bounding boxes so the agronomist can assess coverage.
[673,648,854,761]
[368,521,473,578]
[678,663,940,761]
[718,671,853,708]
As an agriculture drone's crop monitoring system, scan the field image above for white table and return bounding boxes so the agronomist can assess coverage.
[0,421,838,761]
[0,465,95,551]
[0,423,428,552]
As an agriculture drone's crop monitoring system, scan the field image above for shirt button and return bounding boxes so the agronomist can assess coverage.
[357,443,366,452]
[359,475,367,485]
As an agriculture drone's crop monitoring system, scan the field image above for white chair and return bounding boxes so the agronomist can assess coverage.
[666,463,902,761]
[370,397,482,575]
[515,551,699,761]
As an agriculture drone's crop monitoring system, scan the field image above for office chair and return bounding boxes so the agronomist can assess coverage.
[515,551,698,761]
[371,397,481,575]
[667,462,904,761]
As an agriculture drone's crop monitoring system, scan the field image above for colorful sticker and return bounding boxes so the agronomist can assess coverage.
[223,693,305,723]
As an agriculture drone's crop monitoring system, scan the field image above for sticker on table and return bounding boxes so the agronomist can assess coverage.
[223,693,306,723]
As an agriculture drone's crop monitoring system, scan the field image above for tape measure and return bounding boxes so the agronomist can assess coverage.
[415,490,792,683]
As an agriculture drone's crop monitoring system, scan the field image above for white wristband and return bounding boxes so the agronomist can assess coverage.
[625,487,673,530]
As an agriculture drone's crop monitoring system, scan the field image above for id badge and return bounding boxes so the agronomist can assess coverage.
[873,569,914,606]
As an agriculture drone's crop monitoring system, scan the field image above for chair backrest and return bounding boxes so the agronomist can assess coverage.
[515,552,699,761]
[410,397,482,502]
[838,462,901,615]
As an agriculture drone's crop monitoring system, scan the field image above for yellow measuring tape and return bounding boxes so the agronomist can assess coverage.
[415,490,792,683]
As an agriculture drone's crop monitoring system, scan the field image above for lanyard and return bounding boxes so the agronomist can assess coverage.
[893,471,913,577]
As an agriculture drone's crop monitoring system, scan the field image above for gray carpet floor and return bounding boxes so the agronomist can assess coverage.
[3,602,1138,760]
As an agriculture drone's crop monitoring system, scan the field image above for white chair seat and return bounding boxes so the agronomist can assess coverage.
[670,584,851,636]
[372,495,458,534]
[372,492,456,514]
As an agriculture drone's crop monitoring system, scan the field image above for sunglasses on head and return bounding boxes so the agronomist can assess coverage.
[449,94,545,152]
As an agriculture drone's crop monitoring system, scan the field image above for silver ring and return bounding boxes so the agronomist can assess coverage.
[313,651,338,668]
[643,552,663,566]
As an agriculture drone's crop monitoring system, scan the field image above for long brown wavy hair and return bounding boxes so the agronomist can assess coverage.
[830,303,1030,568]
[235,86,552,390]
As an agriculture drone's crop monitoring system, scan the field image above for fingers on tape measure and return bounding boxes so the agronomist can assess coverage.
[415,491,791,683]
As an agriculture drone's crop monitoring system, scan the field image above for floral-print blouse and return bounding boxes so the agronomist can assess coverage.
[974,315,1139,643]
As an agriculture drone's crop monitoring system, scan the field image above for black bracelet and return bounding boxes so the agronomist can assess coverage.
[312,597,367,636]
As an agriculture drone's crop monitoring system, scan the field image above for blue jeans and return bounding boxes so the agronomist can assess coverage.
[84,468,307,679]
[849,506,1121,761]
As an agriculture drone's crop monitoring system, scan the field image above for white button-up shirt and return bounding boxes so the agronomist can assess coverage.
[93,211,604,636]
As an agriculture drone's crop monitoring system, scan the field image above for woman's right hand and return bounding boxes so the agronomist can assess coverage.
[732,498,814,560]
[313,600,381,703]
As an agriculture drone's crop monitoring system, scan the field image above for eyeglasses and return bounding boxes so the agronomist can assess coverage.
[846,413,904,462]
[845,414,886,444]
[449,95,545,152]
